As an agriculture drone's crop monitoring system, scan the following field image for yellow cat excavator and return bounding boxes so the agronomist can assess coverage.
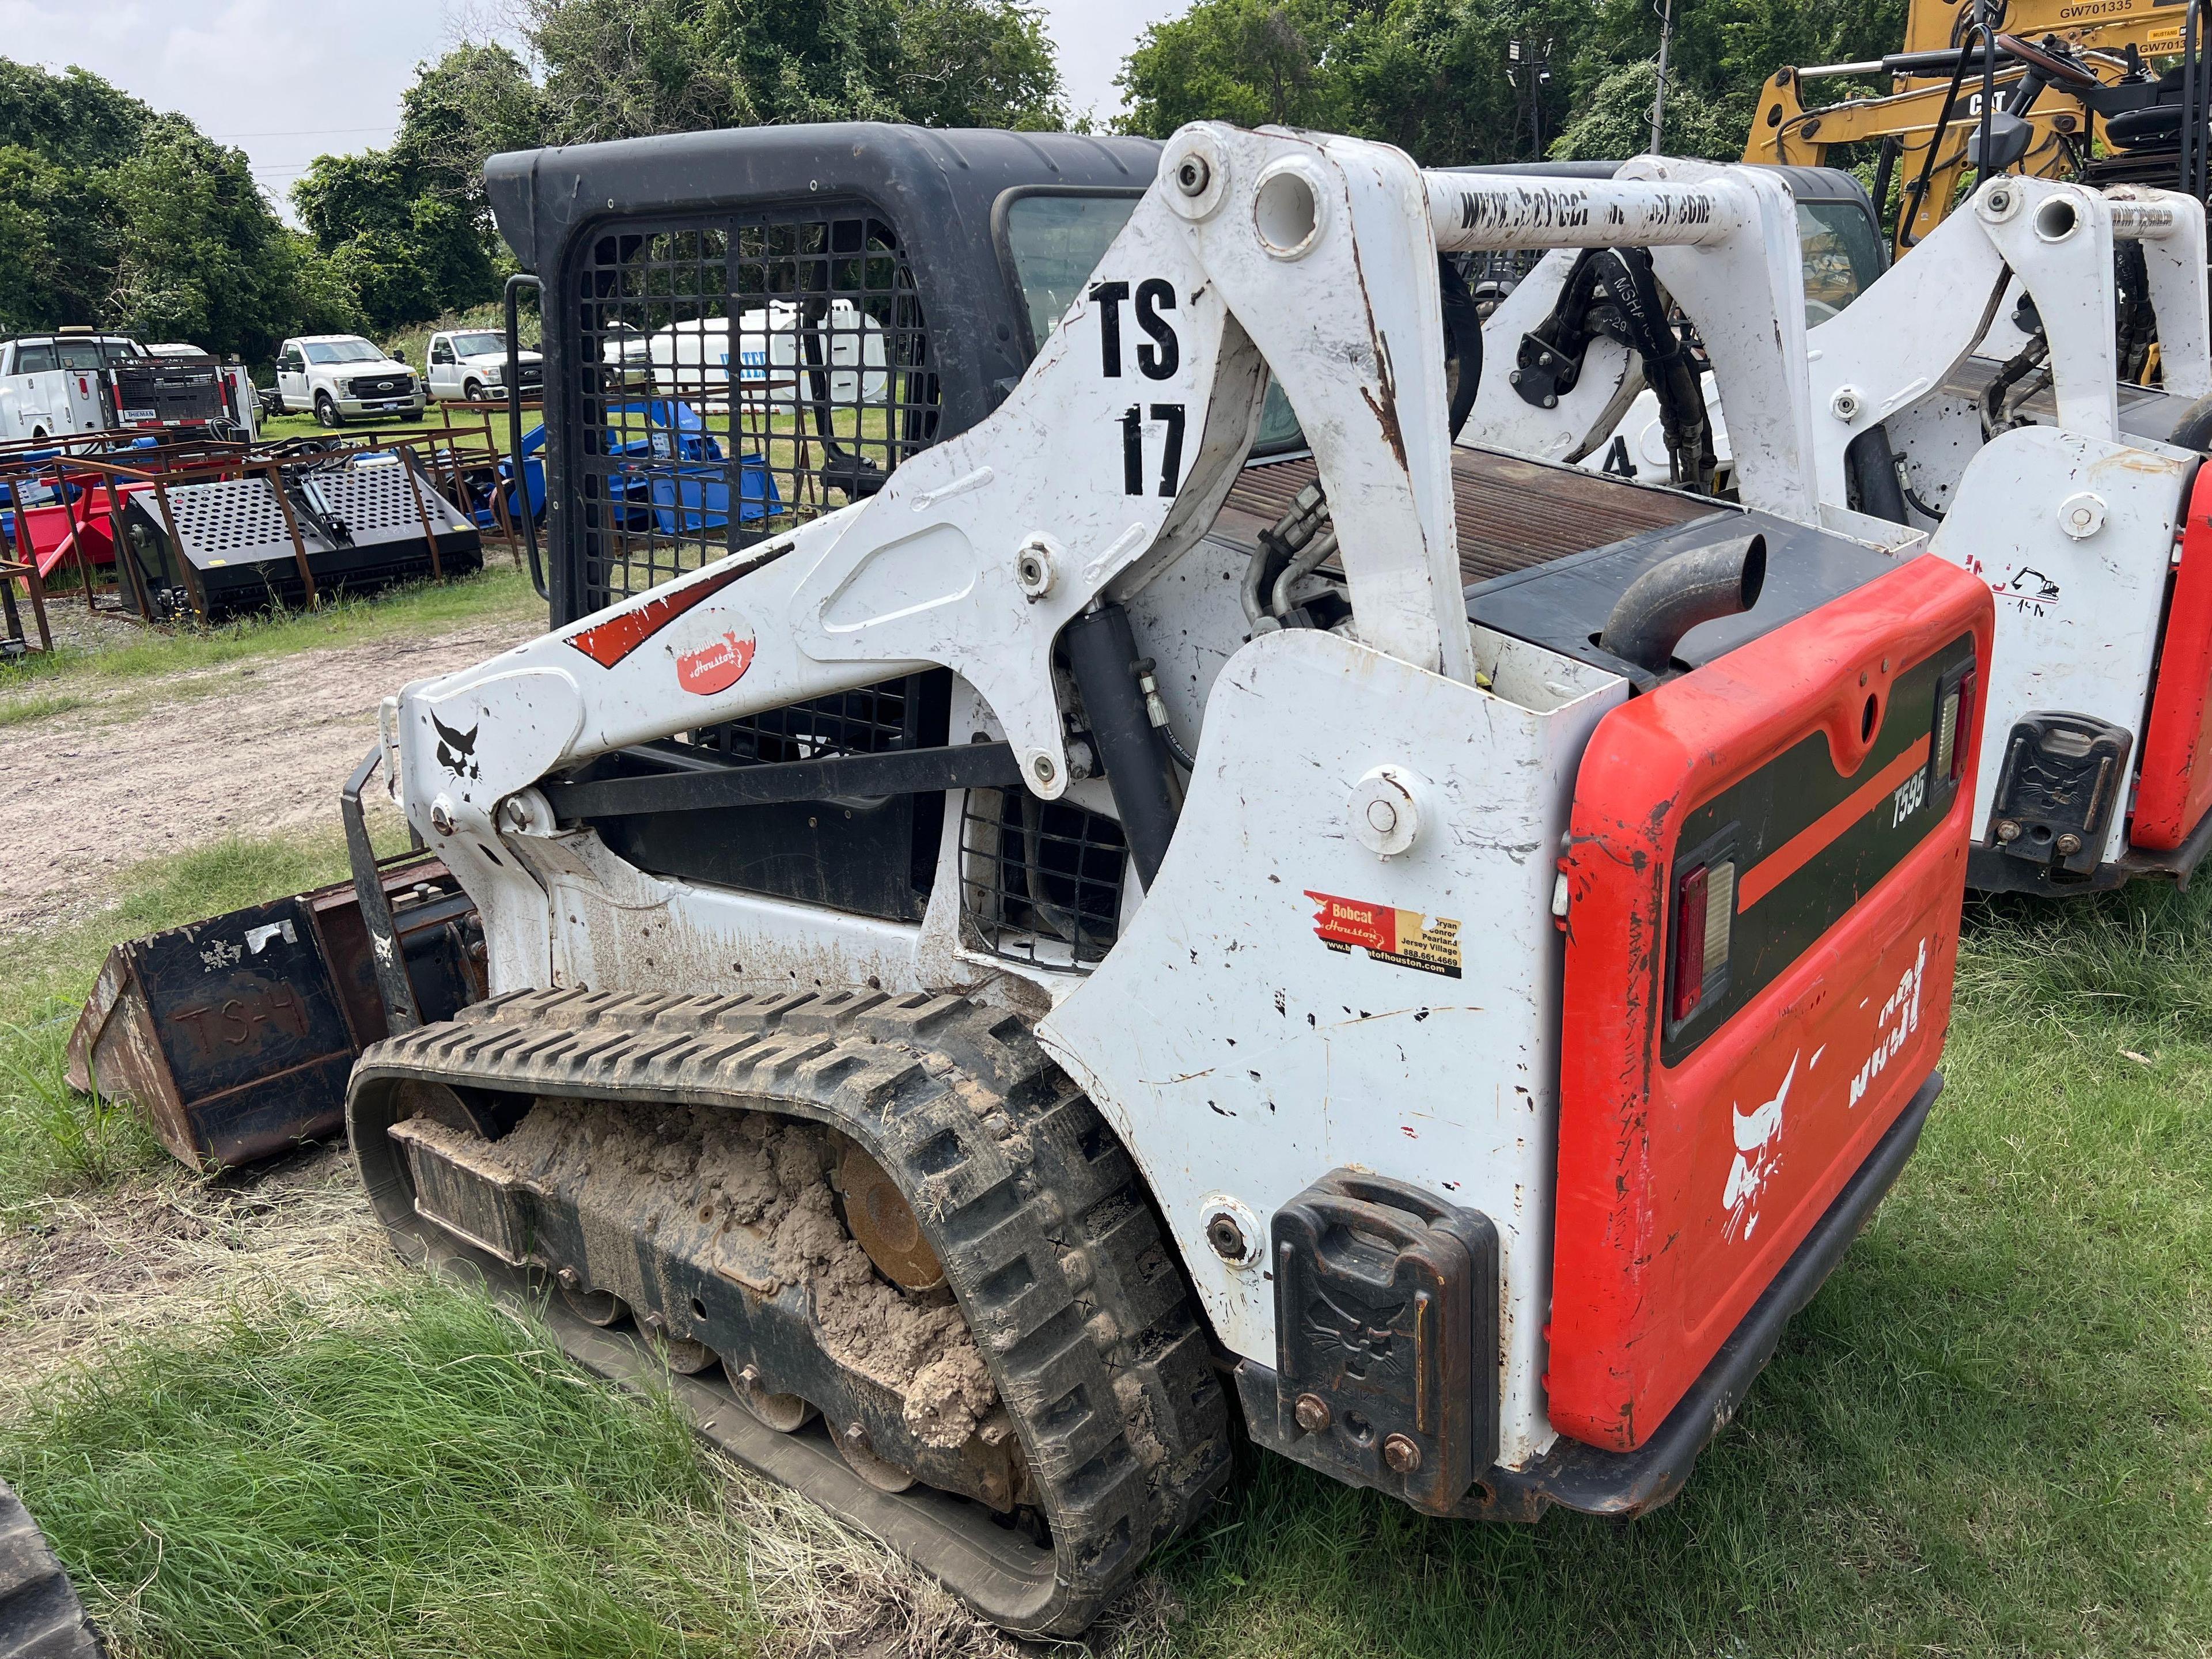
[1745,0,2210,252]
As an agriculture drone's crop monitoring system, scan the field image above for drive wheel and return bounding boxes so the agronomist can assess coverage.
[0,1480,104,1657]
[314,391,343,428]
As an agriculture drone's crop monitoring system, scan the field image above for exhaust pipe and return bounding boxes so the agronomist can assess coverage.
[1598,533,1766,675]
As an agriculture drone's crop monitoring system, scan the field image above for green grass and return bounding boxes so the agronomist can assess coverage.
[0,688,89,726]
[256,404,544,454]
[0,833,374,1215]
[1,1285,768,1659]
[0,563,540,705]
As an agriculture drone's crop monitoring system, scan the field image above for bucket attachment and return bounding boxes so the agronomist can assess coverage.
[66,856,484,1170]
[115,452,481,620]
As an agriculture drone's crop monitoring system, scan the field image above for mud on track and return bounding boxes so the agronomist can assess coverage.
[0,616,542,934]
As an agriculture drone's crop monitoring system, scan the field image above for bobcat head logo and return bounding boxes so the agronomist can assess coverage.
[430,710,479,781]
[1302,1285,1410,1382]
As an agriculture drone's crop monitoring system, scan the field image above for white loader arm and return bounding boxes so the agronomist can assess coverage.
[1801,176,2211,505]
[390,126,1815,862]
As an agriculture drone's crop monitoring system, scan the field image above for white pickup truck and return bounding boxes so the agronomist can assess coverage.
[0,332,249,442]
[425,328,541,402]
[272,335,423,425]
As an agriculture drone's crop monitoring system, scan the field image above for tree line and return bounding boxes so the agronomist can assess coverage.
[0,0,1902,357]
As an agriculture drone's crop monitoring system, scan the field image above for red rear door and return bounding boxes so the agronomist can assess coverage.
[1549,554,1991,1452]
[2131,460,2212,851]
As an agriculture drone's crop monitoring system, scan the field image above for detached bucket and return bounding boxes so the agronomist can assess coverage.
[66,857,484,1171]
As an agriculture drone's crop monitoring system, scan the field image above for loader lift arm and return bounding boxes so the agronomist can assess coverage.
[390,132,1818,913]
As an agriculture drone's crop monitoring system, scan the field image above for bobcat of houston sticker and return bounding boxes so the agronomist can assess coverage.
[1304,890,1462,979]
[676,627,756,694]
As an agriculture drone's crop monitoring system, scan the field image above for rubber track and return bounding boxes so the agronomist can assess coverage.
[0,1483,102,1659]
[351,986,1234,1635]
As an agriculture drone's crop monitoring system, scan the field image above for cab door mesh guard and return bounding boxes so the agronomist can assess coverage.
[567,207,939,617]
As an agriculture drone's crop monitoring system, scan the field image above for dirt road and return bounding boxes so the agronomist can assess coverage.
[0,616,541,933]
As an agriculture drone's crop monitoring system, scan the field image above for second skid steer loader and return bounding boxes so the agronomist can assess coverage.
[343,122,1993,1634]
[1467,166,2212,895]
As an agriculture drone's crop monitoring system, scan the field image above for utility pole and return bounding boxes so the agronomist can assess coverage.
[1508,35,1555,159]
[1650,0,1675,154]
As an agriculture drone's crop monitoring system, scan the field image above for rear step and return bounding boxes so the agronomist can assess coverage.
[347,986,1233,1637]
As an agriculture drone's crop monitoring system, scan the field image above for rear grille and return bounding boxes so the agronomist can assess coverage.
[565,210,938,616]
[960,790,1127,971]
[1221,449,1719,585]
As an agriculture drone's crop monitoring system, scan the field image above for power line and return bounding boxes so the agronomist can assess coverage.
[209,124,394,139]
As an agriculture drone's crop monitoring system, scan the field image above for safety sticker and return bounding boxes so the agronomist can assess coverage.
[1304,891,1462,979]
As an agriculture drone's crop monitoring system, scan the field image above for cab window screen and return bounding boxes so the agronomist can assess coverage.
[565,210,937,619]
[1799,201,1885,326]
[1004,194,1138,352]
[13,345,55,374]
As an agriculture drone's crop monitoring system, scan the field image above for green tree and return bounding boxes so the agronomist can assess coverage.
[0,58,313,357]
[893,0,1064,129]
[291,44,541,332]
[1120,0,1350,135]
[0,59,148,169]
[1116,0,1908,167]
[1549,58,1741,162]
[519,0,1065,142]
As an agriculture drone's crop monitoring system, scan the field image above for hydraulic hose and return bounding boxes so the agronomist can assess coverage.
[1064,601,1181,888]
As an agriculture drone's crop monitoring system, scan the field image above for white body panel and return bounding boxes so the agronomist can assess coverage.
[1039,626,1626,1467]
[1926,425,2198,858]
[0,342,111,441]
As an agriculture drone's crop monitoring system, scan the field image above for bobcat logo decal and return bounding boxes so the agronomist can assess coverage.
[1722,1052,1796,1243]
[430,710,480,781]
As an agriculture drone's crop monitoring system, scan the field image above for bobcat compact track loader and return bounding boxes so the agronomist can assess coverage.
[343,123,1993,1634]
[1471,166,2212,895]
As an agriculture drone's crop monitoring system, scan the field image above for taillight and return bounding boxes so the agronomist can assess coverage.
[1669,858,1736,1024]
[1935,666,1976,783]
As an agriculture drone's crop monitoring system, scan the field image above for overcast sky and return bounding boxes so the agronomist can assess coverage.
[0,0,1182,219]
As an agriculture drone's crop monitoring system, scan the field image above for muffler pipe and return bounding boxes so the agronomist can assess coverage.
[1598,533,1766,674]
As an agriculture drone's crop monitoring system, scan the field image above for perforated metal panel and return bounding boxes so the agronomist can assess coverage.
[305,464,472,537]
[565,209,938,615]
[164,478,299,566]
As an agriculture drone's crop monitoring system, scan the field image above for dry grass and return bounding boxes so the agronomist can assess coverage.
[0,1145,391,1403]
